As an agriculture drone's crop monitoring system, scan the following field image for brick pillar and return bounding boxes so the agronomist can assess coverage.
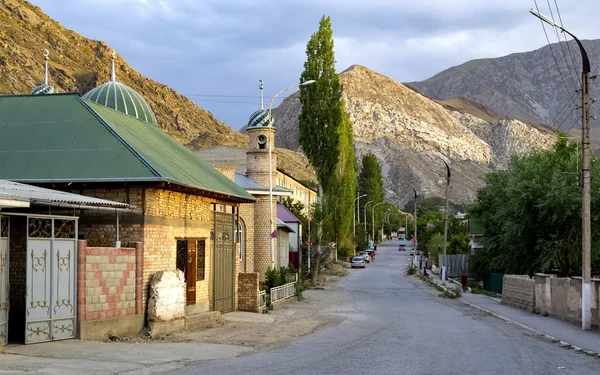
[134,242,144,315]
[77,240,87,322]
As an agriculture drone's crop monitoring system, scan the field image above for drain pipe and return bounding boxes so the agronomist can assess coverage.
[115,211,121,248]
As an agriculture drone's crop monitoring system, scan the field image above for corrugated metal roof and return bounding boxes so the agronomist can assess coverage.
[88,101,255,201]
[0,94,254,202]
[277,202,300,223]
[234,173,291,194]
[0,179,132,208]
[277,218,295,233]
[0,94,154,180]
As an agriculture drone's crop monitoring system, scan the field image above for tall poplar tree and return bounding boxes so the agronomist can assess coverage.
[358,153,385,237]
[298,16,345,280]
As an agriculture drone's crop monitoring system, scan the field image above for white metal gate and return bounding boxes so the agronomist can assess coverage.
[26,216,77,344]
[0,216,9,346]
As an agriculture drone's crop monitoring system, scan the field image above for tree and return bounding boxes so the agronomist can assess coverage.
[472,138,600,275]
[298,15,345,282]
[324,110,357,256]
[358,153,384,239]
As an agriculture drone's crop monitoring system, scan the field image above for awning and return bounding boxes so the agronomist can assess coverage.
[0,180,134,211]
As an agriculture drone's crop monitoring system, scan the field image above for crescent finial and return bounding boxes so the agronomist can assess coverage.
[43,49,49,58]
[112,50,116,58]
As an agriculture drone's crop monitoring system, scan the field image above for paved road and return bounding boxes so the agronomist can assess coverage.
[167,241,600,375]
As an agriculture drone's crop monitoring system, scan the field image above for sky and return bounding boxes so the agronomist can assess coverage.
[29,0,600,131]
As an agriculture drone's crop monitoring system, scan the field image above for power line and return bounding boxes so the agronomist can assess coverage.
[554,0,582,87]
[546,0,579,88]
[534,0,580,124]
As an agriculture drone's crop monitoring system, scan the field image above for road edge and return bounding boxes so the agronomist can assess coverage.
[459,299,600,359]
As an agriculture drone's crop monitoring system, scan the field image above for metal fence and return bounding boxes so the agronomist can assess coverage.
[271,273,298,304]
[438,254,470,278]
[259,290,267,312]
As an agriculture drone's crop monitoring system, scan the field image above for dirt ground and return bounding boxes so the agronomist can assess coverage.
[108,262,352,353]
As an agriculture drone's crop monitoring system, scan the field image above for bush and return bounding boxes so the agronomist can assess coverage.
[470,248,492,280]
[468,280,483,294]
[279,266,289,285]
[338,245,354,260]
[264,266,280,293]
[405,262,417,275]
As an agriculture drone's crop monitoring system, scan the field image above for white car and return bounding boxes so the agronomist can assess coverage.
[409,248,415,256]
[351,256,366,268]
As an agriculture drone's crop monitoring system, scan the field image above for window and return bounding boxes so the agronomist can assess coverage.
[235,218,245,260]
[196,240,206,281]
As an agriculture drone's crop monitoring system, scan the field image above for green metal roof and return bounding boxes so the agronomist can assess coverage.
[468,216,484,235]
[83,81,158,126]
[0,93,254,202]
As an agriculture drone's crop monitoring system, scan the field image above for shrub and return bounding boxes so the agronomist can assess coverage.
[406,262,417,275]
[264,266,280,293]
[279,266,289,285]
[468,280,483,294]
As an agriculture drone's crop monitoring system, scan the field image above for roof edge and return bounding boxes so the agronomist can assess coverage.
[277,168,317,193]
[78,97,163,178]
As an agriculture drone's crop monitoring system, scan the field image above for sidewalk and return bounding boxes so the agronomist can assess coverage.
[415,264,600,356]
[0,338,250,374]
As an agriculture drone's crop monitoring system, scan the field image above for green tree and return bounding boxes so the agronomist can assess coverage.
[324,110,357,256]
[472,138,600,275]
[358,154,384,239]
[298,15,345,281]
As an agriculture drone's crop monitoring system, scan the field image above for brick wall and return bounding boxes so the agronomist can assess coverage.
[77,241,143,321]
[214,166,236,181]
[239,203,255,273]
[252,196,277,281]
[237,273,259,312]
[502,275,535,310]
[8,216,26,314]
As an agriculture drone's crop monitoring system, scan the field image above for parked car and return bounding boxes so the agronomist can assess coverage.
[399,244,406,251]
[359,251,371,263]
[351,256,366,268]
[399,234,406,240]
[409,248,415,256]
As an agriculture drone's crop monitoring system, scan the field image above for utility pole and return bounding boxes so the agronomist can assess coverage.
[372,202,384,243]
[412,188,418,262]
[364,200,373,240]
[530,8,593,330]
[442,160,451,282]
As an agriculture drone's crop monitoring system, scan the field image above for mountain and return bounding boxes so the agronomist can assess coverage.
[407,39,600,130]
[0,0,247,148]
[272,65,556,205]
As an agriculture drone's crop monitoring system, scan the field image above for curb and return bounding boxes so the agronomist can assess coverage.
[459,299,600,358]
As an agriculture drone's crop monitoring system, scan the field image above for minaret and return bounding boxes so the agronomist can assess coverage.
[111,50,116,82]
[246,80,278,278]
[31,50,55,95]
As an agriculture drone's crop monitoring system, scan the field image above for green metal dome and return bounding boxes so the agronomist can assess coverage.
[82,51,158,126]
[83,81,157,126]
[247,109,274,129]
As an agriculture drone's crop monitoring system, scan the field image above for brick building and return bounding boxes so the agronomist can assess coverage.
[0,53,255,344]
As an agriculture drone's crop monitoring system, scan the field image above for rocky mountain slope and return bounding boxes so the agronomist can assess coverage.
[273,65,556,205]
[0,0,247,148]
[407,39,600,130]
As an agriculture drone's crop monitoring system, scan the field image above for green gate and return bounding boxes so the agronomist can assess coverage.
[483,273,504,294]
[212,211,235,313]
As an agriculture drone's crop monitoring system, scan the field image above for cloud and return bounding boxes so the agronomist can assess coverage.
[29,0,600,130]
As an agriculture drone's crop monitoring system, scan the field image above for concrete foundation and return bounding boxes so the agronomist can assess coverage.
[78,314,145,341]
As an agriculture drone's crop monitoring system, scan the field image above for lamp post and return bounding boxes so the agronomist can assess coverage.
[353,194,367,238]
[383,209,391,240]
[530,8,593,331]
[268,80,316,268]
[412,188,418,262]
[441,159,451,282]
[372,202,384,243]
[364,200,374,239]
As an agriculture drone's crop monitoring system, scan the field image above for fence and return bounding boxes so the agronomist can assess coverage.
[271,273,298,304]
[259,290,267,313]
[438,254,470,278]
[484,273,504,294]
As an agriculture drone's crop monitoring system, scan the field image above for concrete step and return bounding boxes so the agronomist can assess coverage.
[185,311,222,330]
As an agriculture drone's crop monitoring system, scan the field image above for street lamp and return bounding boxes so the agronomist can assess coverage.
[530,8,593,331]
[267,80,316,268]
[364,200,374,236]
[440,158,451,283]
[372,202,384,243]
[383,208,391,240]
[353,194,367,238]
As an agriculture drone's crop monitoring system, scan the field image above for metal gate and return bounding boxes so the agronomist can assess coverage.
[26,216,77,344]
[213,212,235,313]
[0,216,9,345]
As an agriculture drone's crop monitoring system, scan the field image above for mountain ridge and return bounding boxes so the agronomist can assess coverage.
[0,0,247,148]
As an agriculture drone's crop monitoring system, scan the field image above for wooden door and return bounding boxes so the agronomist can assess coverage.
[176,240,197,306]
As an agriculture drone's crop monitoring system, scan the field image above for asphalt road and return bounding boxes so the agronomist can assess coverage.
[167,240,600,375]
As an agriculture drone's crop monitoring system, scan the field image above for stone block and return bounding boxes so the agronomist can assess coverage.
[147,270,185,322]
